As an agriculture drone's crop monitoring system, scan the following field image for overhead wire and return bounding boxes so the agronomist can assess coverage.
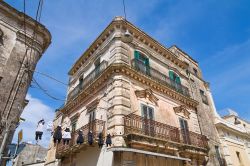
[32,77,65,101]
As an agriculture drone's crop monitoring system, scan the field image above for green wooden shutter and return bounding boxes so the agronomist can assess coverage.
[145,58,149,67]
[145,58,150,75]
[169,70,174,81]
[134,50,140,60]
[176,76,181,84]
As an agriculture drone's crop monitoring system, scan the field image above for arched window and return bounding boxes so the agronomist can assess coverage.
[134,50,150,75]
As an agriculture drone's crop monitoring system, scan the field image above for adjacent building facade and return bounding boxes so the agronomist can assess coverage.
[12,142,47,166]
[46,17,221,166]
[215,110,250,166]
[0,1,51,165]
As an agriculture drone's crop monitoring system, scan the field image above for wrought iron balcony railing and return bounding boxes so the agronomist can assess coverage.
[124,113,180,143]
[67,61,108,100]
[131,59,190,97]
[56,119,105,155]
[124,113,208,149]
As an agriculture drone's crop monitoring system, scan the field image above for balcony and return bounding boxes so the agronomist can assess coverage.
[131,59,190,97]
[56,119,105,158]
[67,61,108,100]
[124,113,208,150]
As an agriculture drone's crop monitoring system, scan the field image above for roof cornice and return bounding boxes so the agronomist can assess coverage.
[69,17,189,75]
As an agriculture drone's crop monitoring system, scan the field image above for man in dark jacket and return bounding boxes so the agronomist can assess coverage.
[88,131,93,145]
[77,129,84,145]
[53,125,62,144]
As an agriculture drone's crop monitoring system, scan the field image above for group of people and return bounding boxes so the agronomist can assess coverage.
[53,125,112,148]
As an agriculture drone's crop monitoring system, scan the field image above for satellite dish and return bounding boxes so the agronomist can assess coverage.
[121,29,133,43]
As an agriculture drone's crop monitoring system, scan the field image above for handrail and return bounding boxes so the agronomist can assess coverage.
[56,119,105,155]
[67,61,108,100]
[131,59,190,97]
[124,113,208,149]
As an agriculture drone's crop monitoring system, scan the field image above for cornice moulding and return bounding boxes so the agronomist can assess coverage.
[62,63,198,115]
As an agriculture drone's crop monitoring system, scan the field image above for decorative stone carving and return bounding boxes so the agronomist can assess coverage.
[135,89,159,105]
[173,105,190,119]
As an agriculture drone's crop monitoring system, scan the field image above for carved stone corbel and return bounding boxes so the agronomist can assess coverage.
[135,88,159,105]
[173,105,190,119]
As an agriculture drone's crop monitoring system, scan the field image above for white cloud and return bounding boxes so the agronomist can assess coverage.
[12,94,55,148]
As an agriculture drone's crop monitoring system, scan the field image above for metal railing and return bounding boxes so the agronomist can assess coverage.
[56,119,105,155]
[131,59,190,97]
[180,129,208,148]
[124,114,180,143]
[124,113,208,149]
[67,61,108,100]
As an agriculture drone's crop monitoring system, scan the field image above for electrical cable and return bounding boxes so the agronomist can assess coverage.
[32,78,65,101]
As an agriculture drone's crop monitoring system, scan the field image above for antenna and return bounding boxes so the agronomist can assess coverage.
[122,0,127,20]
[121,0,132,43]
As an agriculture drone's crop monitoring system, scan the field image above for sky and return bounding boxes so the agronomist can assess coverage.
[4,0,250,148]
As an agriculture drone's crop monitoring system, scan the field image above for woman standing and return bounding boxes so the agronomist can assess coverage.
[62,127,71,145]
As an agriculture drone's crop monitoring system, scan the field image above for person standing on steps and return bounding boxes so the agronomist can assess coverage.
[62,127,71,145]
[98,132,104,148]
[53,125,62,144]
[35,119,45,143]
[76,129,84,145]
[88,130,93,145]
[106,133,112,147]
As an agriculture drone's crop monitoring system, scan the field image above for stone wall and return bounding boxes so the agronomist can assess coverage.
[0,1,51,165]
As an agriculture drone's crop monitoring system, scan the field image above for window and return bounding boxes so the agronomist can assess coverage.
[88,109,96,131]
[179,118,190,144]
[169,70,183,93]
[169,70,181,84]
[215,146,223,166]
[70,114,79,132]
[141,104,154,120]
[94,58,101,77]
[79,75,84,88]
[193,68,198,76]
[134,50,150,75]
[200,90,208,105]
[89,110,96,123]
[0,29,3,45]
[141,104,154,136]
[71,121,77,132]
[236,151,243,165]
